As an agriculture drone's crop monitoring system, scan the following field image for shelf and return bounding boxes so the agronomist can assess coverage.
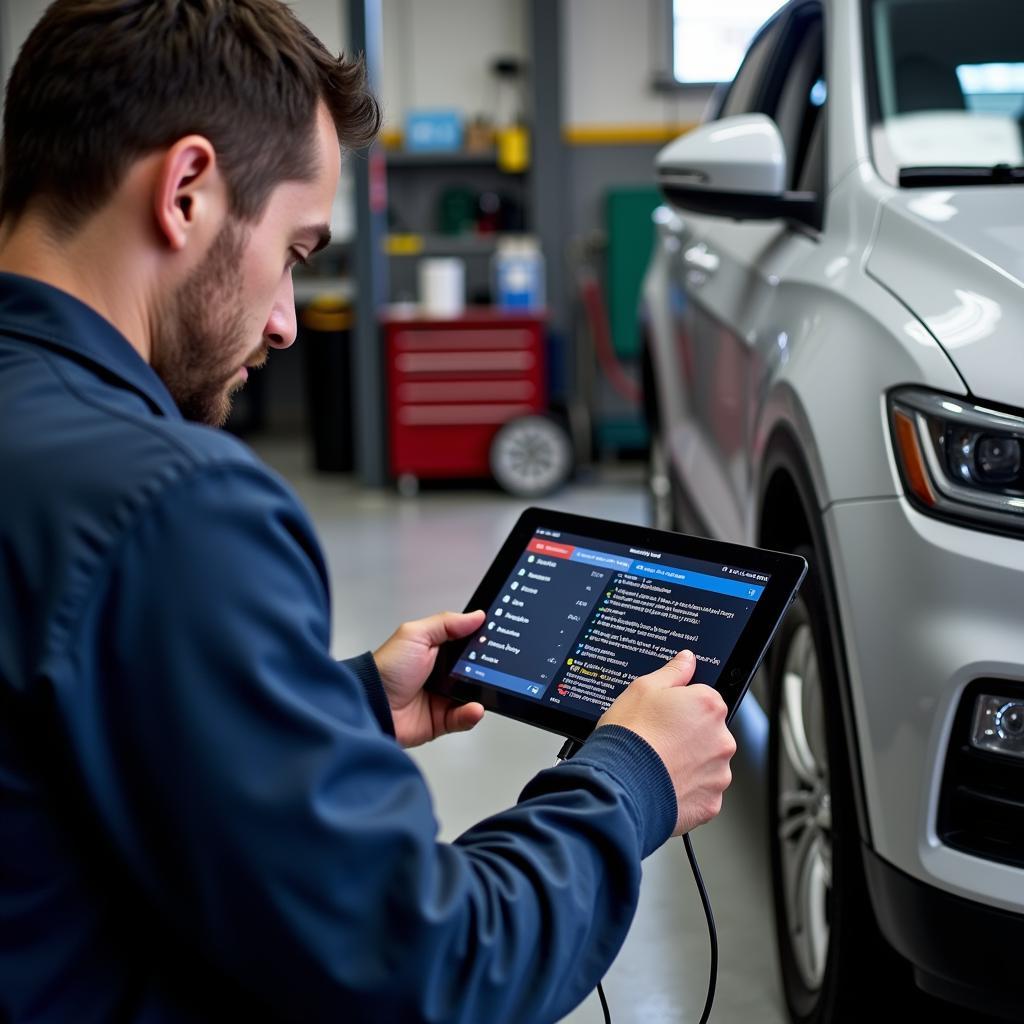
[293,276,354,305]
[386,233,523,257]
[384,149,524,172]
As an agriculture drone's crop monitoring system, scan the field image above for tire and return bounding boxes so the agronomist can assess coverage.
[768,544,917,1022]
[489,415,573,498]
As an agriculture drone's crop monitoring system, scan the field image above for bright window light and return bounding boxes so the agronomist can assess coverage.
[672,0,786,84]
[955,62,1024,118]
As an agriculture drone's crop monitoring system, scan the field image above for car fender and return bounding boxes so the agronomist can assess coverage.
[756,423,874,846]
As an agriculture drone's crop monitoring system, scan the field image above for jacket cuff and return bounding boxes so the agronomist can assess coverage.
[571,724,676,857]
[342,652,395,737]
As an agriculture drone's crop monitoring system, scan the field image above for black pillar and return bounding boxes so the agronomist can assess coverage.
[348,0,389,486]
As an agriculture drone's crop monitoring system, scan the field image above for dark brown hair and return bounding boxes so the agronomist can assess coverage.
[1,0,381,231]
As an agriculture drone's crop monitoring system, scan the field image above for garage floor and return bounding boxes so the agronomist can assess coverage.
[253,438,787,1023]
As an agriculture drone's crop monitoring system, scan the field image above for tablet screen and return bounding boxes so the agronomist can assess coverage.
[452,526,771,722]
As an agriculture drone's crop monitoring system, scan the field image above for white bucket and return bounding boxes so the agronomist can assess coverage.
[419,257,465,317]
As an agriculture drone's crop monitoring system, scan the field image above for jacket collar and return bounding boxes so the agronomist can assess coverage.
[0,272,181,419]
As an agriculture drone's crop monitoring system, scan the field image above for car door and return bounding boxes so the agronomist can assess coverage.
[666,3,825,544]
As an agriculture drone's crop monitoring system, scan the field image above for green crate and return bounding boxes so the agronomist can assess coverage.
[606,187,661,358]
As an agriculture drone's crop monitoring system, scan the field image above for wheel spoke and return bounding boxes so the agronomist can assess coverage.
[781,671,819,786]
[820,834,833,889]
[798,836,830,986]
[804,650,828,781]
[779,788,815,814]
[774,605,836,995]
[779,809,813,840]
[783,815,817,935]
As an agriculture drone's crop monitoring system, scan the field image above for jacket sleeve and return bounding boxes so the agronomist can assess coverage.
[48,461,677,1024]
[340,651,395,737]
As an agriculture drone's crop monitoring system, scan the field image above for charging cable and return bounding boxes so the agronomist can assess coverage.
[555,738,718,1024]
[682,831,718,1024]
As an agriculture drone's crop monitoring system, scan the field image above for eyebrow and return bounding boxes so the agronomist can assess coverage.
[297,223,332,255]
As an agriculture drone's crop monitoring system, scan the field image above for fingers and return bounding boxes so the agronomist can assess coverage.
[443,609,487,641]
[446,701,485,734]
[404,609,486,647]
[643,649,696,689]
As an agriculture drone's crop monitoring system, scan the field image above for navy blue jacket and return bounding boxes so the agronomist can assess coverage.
[0,273,677,1023]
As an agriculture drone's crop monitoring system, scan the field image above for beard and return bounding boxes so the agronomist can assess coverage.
[151,220,265,427]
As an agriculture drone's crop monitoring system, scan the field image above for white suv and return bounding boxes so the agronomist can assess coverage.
[640,1,1024,1020]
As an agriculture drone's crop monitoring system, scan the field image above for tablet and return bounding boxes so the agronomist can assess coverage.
[427,508,807,743]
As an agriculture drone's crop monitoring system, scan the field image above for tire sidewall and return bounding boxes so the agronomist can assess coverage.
[767,544,872,1024]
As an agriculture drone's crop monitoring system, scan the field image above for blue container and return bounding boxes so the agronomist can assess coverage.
[493,239,545,312]
[404,109,463,152]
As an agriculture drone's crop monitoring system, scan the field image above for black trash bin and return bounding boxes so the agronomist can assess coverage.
[301,296,354,472]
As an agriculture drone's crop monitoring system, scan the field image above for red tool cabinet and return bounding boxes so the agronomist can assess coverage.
[384,308,547,482]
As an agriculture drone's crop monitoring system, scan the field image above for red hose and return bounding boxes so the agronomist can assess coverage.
[579,267,643,407]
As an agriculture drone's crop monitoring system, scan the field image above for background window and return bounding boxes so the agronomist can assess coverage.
[672,0,786,84]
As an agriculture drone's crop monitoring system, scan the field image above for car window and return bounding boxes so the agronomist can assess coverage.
[770,18,826,191]
[719,3,827,198]
[719,16,785,118]
[796,103,826,193]
[867,0,1024,184]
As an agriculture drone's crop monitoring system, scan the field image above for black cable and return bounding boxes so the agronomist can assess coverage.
[683,832,718,1024]
[556,737,581,761]
[555,740,719,1023]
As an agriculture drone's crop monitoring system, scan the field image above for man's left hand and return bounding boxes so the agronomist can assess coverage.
[373,610,486,748]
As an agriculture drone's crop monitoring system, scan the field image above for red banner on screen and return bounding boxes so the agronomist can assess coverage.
[527,538,575,559]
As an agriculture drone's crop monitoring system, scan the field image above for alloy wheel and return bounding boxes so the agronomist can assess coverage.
[777,621,833,992]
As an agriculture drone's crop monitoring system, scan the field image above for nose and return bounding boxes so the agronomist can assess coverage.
[264,274,297,350]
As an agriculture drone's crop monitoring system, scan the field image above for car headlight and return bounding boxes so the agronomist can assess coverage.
[888,387,1024,534]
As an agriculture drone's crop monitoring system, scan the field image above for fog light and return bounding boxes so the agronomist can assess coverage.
[971,694,1024,759]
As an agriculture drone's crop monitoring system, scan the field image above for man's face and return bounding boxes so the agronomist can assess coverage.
[153,106,341,427]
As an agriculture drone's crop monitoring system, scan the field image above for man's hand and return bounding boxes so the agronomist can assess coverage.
[374,610,487,748]
[598,650,737,836]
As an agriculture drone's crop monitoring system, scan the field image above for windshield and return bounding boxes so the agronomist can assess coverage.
[868,0,1024,185]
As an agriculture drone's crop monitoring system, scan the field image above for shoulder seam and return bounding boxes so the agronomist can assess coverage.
[46,458,308,667]
[32,344,211,466]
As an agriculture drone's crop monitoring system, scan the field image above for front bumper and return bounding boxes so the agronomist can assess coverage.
[864,847,1024,1020]
[823,495,1024,913]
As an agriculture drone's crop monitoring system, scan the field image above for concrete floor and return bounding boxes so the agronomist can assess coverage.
[253,438,787,1024]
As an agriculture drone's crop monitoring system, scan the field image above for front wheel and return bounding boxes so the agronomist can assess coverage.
[768,545,917,1022]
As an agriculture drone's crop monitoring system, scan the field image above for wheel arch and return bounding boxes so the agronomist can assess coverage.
[757,424,874,849]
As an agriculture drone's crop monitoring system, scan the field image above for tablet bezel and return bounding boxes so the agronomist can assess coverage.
[427,507,807,743]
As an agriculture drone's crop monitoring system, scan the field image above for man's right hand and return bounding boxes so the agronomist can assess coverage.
[597,650,737,837]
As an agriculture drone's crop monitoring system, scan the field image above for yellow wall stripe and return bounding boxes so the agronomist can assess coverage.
[379,123,696,151]
[562,123,697,146]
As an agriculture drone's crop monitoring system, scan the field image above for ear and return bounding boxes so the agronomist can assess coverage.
[152,136,223,252]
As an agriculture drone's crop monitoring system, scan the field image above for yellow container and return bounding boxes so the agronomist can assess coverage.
[497,124,530,173]
[300,295,352,333]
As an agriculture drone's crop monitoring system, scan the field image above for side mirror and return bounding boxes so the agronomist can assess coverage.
[656,114,820,229]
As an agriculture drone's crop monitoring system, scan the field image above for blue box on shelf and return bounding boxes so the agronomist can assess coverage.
[404,109,463,152]
[493,238,545,312]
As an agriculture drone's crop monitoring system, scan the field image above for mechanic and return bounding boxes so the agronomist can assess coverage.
[0,2,736,1021]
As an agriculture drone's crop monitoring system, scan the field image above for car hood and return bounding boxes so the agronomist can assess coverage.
[866,187,1024,408]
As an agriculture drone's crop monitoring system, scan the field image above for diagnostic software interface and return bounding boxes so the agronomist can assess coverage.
[454,529,770,720]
